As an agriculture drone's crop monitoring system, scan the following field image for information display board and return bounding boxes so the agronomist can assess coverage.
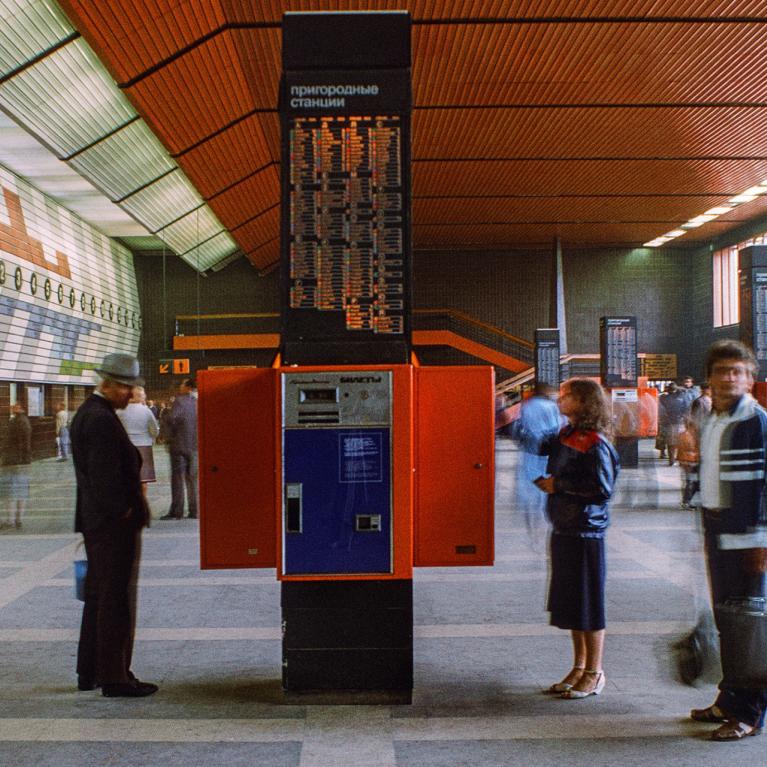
[280,13,412,365]
[534,328,560,387]
[740,246,767,381]
[600,316,638,388]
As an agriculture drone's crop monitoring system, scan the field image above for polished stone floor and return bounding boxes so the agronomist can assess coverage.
[0,439,756,766]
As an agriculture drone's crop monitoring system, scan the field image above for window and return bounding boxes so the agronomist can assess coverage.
[713,246,739,327]
[714,231,767,326]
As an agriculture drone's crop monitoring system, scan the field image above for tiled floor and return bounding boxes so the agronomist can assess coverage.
[0,440,758,766]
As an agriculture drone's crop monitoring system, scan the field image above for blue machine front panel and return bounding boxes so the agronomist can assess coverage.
[284,427,391,575]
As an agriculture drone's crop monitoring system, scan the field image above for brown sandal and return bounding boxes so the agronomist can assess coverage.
[711,720,762,741]
[690,705,727,723]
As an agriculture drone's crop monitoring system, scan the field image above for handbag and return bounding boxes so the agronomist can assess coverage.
[715,590,767,689]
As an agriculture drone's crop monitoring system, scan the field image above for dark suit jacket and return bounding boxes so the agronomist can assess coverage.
[71,394,146,534]
[167,393,197,454]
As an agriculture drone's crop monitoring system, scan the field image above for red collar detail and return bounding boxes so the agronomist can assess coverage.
[561,429,601,453]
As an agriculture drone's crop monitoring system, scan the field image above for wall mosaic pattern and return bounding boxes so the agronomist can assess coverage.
[0,165,140,384]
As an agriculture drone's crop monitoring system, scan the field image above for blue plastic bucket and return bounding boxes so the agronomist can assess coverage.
[74,559,87,601]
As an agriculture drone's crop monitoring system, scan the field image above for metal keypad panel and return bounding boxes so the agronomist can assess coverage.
[282,371,392,428]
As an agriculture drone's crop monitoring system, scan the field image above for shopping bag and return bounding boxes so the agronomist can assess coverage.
[73,558,87,601]
[671,609,721,686]
[715,596,767,689]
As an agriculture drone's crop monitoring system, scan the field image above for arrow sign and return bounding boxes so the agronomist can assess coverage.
[159,361,171,375]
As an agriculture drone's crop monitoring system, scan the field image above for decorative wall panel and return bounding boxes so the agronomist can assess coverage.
[0,165,140,383]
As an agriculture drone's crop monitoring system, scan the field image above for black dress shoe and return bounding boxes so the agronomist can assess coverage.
[185,513,197,519]
[77,676,98,691]
[102,680,159,697]
[159,513,180,520]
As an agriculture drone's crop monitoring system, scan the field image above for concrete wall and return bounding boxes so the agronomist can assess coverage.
[134,244,714,389]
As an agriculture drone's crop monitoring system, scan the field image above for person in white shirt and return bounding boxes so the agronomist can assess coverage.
[116,387,159,491]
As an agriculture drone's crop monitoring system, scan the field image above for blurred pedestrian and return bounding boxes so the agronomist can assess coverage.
[659,382,690,466]
[55,402,70,461]
[0,403,32,530]
[689,340,767,740]
[511,383,562,542]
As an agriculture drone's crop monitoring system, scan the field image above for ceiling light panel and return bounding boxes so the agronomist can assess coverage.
[120,170,203,232]
[179,231,239,272]
[160,206,227,256]
[0,38,136,156]
[69,120,176,200]
[0,0,74,77]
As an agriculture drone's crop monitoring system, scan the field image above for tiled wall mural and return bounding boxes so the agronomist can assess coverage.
[0,165,140,383]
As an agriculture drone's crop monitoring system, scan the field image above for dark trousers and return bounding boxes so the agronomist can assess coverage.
[705,531,767,727]
[77,523,141,685]
[169,450,198,518]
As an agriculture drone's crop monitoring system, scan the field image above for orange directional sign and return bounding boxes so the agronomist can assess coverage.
[173,358,190,375]
[159,361,171,375]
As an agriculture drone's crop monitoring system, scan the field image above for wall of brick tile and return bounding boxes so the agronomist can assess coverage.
[134,245,711,385]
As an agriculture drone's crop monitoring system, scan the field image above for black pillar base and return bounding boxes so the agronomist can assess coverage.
[615,436,639,468]
[281,579,413,703]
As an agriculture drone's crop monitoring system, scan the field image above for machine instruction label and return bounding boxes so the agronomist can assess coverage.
[339,432,383,483]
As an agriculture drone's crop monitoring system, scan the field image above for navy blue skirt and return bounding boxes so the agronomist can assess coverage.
[548,532,606,631]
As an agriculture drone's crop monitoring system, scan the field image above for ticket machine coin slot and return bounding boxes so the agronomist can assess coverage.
[286,483,303,533]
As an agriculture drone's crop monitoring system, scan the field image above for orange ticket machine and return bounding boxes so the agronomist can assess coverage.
[198,363,494,701]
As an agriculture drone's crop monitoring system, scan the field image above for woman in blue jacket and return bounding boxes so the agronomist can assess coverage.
[535,379,620,699]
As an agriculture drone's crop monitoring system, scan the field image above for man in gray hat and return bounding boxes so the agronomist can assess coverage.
[70,353,158,697]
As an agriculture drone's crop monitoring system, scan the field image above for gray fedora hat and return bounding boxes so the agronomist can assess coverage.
[95,352,144,386]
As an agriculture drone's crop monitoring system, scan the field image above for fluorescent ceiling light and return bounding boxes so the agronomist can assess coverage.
[664,229,686,237]
[743,186,767,196]
[729,194,758,204]
[69,121,176,200]
[705,206,733,215]
[0,0,73,77]
[0,0,242,273]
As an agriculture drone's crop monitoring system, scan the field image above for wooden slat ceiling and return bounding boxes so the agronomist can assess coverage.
[58,0,767,271]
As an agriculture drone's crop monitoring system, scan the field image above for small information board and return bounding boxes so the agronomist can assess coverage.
[600,316,638,388]
[534,328,560,387]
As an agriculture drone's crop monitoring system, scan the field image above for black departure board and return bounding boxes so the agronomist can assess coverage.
[534,328,560,387]
[740,247,767,380]
[280,12,411,365]
[288,115,405,335]
[600,316,638,388]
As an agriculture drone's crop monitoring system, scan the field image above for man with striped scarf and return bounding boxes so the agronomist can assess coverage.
[689,339,767,740]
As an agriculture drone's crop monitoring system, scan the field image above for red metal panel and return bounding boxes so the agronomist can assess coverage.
[414,366,495,567]
[198,368,277,569]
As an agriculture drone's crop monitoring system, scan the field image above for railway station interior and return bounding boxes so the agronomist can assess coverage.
[3,1,767,765]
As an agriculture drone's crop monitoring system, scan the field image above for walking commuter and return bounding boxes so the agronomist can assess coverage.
[161,378,198,520]
[55,402,71,460]
[690,383,712,431]
[689,340,767,740]
[0,403,32,530]
[512,383,563,543]
[71,352,157,697]
[535,379,619,698]
[658,382,690,466]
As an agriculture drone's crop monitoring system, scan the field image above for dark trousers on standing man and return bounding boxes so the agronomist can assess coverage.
[77,522,141,685]
[705,530,767,728]
[169,450,198,518]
